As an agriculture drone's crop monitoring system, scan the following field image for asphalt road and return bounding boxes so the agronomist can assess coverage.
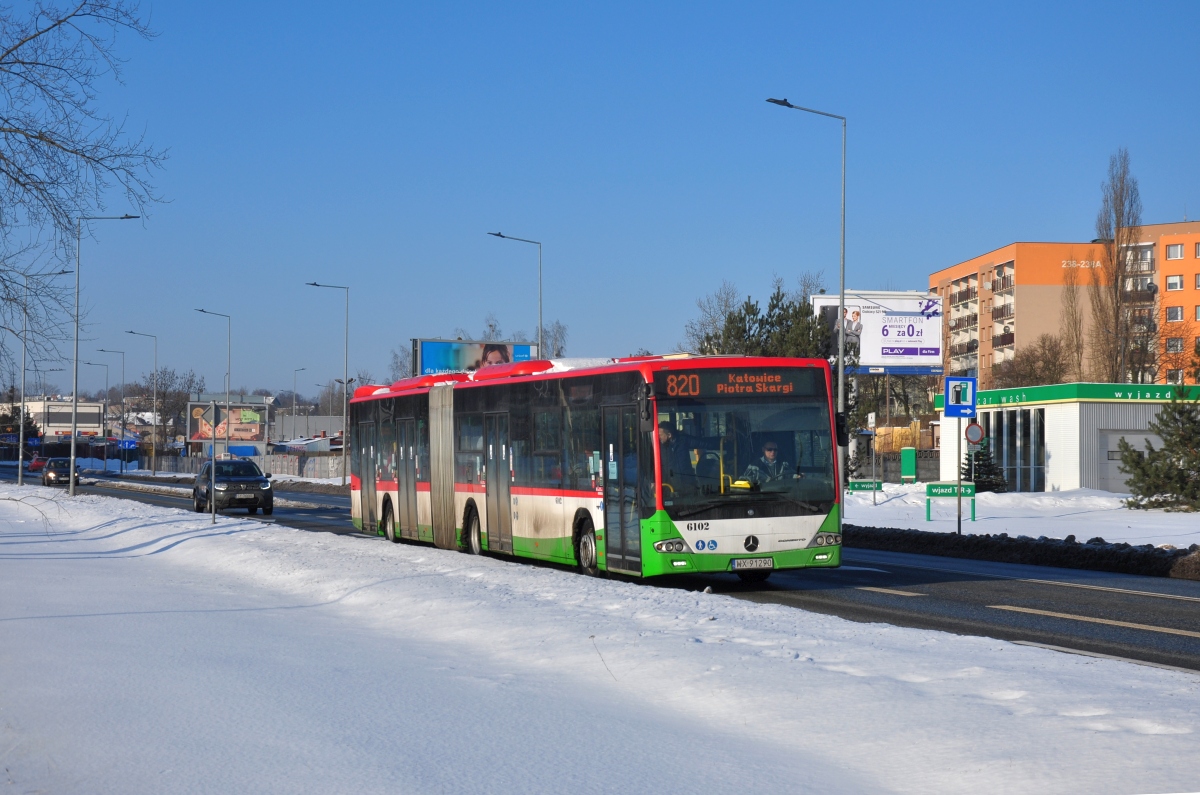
[6,467,1199,674]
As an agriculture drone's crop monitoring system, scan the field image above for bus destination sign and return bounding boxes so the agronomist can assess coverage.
[654,369,821,399]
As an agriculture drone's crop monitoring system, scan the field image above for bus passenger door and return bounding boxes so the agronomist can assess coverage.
[359,420,378,534]
[398,419,419,539]
[603,405,641,573]
[484,413,513,553]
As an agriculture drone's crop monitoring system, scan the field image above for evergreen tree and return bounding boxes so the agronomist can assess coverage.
[1119,393,1200,510]
[0,406,42,456]
[961,437,1007,493]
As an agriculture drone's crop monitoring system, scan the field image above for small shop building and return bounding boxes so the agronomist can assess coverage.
[936,383,1199,493]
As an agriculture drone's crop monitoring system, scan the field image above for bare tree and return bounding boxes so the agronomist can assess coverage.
[0,1,164,249]
[387,346,412,381]
[132,367,204,444]
[993,334,1070,388]
[1089,148,1143,383]
[681,279,740,353]
[539,320,568,358]
[1059,260,1086,381]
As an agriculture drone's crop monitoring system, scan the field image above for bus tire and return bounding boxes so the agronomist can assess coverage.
[465,508,483,555]
[382,502,399,543]
[736,569,772,584]
[575,516,599,576]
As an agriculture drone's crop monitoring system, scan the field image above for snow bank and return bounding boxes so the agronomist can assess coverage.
[1,484,1197,794]
[846,484,1200,549]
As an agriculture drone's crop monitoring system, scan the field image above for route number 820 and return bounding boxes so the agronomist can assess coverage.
[665,374,700,397]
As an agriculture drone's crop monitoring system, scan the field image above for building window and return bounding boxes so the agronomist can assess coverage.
[1167,306,1184,322]
[1195,273,1200,289]
[1167,243,1184,260]
[1167,275,1184,290]
[1166,369,1184,384]
[1167,337,1184,353]
[1196,242,1200,258]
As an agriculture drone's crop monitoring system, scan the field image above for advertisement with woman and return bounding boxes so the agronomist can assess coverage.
[188,403,265,442]
[414,339,539,375]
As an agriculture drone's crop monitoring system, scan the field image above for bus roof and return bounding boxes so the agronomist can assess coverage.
[350,354,831,404]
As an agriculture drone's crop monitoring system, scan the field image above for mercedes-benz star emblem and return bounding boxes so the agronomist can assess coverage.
[744,535,759,552]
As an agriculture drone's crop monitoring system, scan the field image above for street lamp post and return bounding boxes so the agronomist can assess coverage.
[293,367,306,440]
[196,309,232,460]
[97,349,125,473]
[126,330,157,476]
[305,282,350,485]
[16,269,72,485]
[487,232,543,355]
[767,97,846,528]
[70,214,138,495]
[82,361,108,472]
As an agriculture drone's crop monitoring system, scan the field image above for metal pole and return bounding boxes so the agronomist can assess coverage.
[538,241,543,355]
[153,336,157,475]
[210,399,216,524]
[871,435,876,507]
[765,99,847,535]
[69,220,81,495]
[957,415,962,536]
[100,350,125,474]
[343,288,348,486]
[226,314,231,460]
[17,275,26,486]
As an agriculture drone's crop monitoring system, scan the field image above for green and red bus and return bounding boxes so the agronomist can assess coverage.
[348,355,845,581]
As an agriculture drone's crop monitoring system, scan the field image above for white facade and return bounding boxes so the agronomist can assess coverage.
[938,384,1180,493]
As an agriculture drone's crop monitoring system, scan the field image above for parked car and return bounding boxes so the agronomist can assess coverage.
[27,455,47,473]
[193,460,273,515]
[41,458,79,487]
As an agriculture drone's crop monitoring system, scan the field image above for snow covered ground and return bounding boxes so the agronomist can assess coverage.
[847,484,1200,550]
[2,484,1198,794]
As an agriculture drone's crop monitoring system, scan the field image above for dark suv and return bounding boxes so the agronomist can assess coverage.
[193,460,274,515]
[41,457,79,487]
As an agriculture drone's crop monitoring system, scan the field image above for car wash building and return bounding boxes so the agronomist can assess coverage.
[936,383,1199,493]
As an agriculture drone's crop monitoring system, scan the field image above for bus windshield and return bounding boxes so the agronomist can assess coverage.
[655,394,836,521]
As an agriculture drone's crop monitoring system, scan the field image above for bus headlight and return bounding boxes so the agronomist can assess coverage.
[654,540,688,553]
[808,533,841,548]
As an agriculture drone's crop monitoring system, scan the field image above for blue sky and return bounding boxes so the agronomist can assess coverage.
[64,0,1200,395]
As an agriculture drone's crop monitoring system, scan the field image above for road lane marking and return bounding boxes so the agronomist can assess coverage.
[1011,641,1200,676]
[850,557,1200,604]
[990,605,1200,639]
[857,586,925,597]
[838,566,892,573]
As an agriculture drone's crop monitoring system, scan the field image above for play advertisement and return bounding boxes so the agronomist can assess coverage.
[188,403,265,442]
[414,339,538,375]
[812,292,942,372]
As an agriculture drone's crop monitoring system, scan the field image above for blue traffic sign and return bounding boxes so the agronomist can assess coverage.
[118,439,138,450]
[944,376,977,418]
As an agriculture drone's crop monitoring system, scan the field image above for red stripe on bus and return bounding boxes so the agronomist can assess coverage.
[510,486,602,499]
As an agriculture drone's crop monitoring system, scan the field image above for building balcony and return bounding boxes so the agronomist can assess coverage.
[950,287,978,305]
[1122,289,1157,303]
[949,339,979,356]
[949,313,978,331]
[992,303,1014,321]
[993,332,1015,348]
[991,274,1014,293]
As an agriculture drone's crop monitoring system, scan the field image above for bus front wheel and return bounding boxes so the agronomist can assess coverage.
[576,518,599,576]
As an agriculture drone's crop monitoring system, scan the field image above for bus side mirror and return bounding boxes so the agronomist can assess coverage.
[638,382,654,432]
[835,412,850,447]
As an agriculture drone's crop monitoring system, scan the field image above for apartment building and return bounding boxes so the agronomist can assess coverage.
[929,221,1200,389]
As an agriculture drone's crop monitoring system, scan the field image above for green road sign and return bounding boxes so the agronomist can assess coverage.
[848,480,883,491]
[926,482,976,498]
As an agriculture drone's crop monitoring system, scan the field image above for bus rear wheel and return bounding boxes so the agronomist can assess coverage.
[382,504,399,543]
[736,569,772,584]
[576,518,599,576]
[466,510,483,555]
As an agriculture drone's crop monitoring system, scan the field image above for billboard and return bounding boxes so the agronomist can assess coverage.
[188,402,266,442]
[412,339,539,376]
[811,291,943,374]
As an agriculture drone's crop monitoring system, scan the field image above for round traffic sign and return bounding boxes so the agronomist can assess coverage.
[964,423,984,444]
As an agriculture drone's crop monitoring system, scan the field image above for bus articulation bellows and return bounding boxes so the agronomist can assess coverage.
[348,355,845,582]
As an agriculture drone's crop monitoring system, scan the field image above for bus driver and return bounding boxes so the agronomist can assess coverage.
[741,441,802,486]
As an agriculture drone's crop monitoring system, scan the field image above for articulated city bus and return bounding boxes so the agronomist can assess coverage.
[347,355,846,581]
